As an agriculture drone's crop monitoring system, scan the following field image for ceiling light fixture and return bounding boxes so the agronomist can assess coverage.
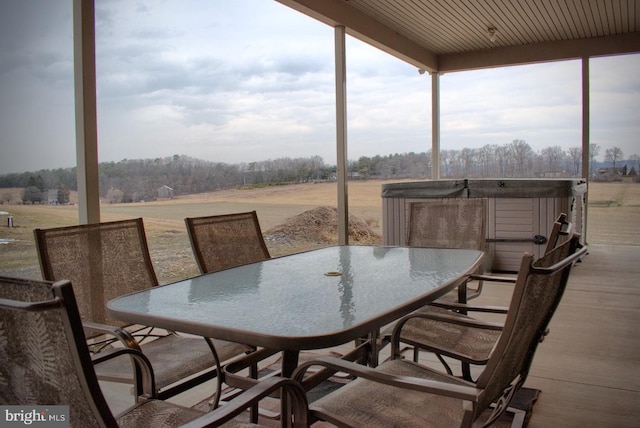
[487,27,498,43]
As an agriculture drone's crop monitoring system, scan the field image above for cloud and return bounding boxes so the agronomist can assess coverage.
[0,0,638,175]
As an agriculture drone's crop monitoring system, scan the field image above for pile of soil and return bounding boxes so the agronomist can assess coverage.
[265,206,380,246]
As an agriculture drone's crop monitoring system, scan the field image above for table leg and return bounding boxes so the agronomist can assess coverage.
[280,350,300,378]
[368,329,380,367]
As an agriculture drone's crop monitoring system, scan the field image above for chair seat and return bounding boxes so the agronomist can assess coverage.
[400,306,501,364]
[96,334,251,389]
[310,359,487,428]
[116,398,269,427]
[117,400,205,427]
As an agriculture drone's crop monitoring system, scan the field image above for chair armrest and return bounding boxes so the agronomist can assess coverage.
[82,320,141,351]
[469,274,516,283]
[430,301,509,314]
[394,311,504,334]
[180,377,309,428]
[293,356,480,403]
[92,347,156,398]
[389,311,503,359]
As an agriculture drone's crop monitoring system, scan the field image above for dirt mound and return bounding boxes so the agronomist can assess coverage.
[265,206,380,245]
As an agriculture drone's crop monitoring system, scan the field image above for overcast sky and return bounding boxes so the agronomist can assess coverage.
[1,0,639,175]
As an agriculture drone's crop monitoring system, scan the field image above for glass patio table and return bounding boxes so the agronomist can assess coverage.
[107,245,484,377]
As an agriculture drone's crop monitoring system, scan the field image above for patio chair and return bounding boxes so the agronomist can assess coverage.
[292,235,587,427]
[543,212,572,254]
[185,211,271,274]
[399,214,575,379]
[0,276,308,428]
[33,218,252,401]
[184,211,275,415]
[406,198,487,302]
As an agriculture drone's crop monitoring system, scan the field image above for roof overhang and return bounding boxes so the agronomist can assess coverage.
[276,0,640,73]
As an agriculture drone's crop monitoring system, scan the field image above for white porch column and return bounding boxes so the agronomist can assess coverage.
[431,72,441,180]
[73,0,100,224]
[335,26,349,244]
[581,57,590,241]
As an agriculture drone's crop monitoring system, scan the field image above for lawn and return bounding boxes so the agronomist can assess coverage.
[1,180,638,283]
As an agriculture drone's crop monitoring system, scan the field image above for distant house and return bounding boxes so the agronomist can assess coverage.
[157,185,174,199]
[597,167,624,176]
[539,170,567,178]
[47,189,58,205]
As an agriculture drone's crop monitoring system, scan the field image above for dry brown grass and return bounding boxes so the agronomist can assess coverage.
[1,180,638,283]
[583,180,640,245]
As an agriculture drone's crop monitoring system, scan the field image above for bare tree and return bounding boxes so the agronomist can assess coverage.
[509,139,533,177]
[604,146,624,169]
[541,146,565,176]
[589,143,601,177]
[567,146,582,176]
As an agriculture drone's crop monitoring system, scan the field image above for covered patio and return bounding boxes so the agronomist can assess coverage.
[69,1,639,425]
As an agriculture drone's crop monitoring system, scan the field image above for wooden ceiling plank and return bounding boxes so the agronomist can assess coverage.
[591,1,607,35]
[605,0,619,34]
[398,0,451,52]
[567,0,591,38]
[541,0,566,40]
[556,0,582,39]
[577,0,599,37]
[426,0,482,52]
[511,0,549,42]
[612,0,625,33]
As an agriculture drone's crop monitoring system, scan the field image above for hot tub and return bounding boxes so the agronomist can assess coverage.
[381,178,586,272]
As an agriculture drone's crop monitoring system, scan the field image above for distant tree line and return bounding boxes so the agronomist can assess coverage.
[0,155,333,204]
[1,141,637,204]
[352,141,637,180]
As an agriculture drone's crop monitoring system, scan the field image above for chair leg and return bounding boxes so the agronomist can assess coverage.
[249,361,259,423]
[412,346,420,362]
[462,362,473,381]
[436,354,454,376]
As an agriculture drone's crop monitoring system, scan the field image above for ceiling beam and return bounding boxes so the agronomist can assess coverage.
[438,32,640,73]
[275,0,439,72]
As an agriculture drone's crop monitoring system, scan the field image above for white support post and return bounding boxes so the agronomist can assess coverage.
[335,26,349,245]
[73,0,100,224]
[431,72,441,180]
[581,57,590,242]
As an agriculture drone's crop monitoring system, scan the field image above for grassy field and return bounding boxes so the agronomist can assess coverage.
[1,180,638,283]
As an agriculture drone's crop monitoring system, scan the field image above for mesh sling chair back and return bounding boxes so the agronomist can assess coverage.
[376,199,487,362]
[184,211,272,415]
[398,213,574,378]
[33,218,252,401]
[0,276,308,428]
[185,211,271,274]
[406,198,487,302]
[544,212,572,254]
[293,236,586,428]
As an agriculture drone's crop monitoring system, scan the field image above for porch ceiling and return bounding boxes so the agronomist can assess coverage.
[276,0,640,72]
